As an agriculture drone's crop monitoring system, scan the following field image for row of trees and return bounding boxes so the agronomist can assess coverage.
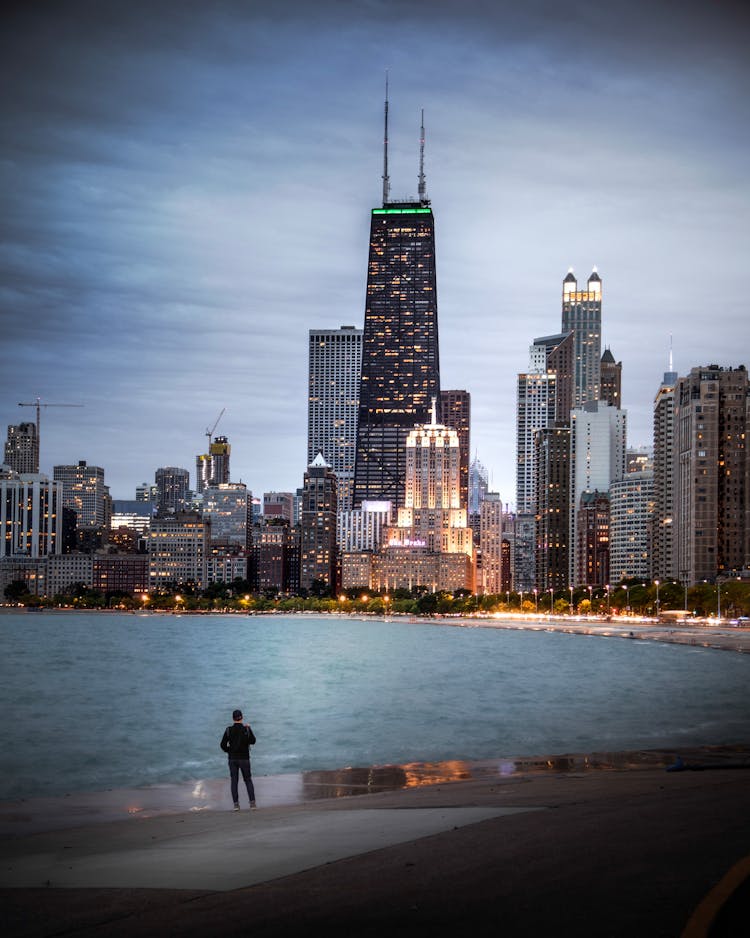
[4,577,750,617]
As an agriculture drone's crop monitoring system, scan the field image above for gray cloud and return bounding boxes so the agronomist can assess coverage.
[1,1,749,500]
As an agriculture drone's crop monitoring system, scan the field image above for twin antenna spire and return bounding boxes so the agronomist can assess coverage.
[382,75,429,207]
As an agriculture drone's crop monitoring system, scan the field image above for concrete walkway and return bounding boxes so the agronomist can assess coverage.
[0,804,539,891]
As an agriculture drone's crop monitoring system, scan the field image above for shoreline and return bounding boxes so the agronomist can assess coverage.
[2,743,748,838]
[444,613,750,653]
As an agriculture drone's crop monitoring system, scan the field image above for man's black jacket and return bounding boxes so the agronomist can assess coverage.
[220,723,256,759]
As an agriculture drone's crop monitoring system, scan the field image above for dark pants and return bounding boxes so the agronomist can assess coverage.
[229,758,255,804]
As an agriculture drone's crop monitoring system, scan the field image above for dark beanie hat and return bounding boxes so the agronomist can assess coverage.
[232,709,243,720]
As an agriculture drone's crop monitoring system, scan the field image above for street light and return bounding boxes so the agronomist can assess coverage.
[533,588,538,614]
[654,580,660,617]
[605,583,611,615]
[680,574,688,612]
[549,587,554,614]
[569,585,574,615]
[587,584,593,614]
[717,581,722,620]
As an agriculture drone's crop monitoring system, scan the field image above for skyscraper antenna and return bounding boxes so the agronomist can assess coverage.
[382,72,390,206]
[418,108,427,203]
[669,333,673,372]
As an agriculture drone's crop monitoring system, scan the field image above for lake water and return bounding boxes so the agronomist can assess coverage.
[1,611,749,801]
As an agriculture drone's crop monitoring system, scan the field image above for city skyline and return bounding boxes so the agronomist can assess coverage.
[2,1,749,502]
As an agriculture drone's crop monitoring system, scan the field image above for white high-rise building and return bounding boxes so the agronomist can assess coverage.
[609,471,654,582]
[337,500,392,553]
[0,468,62,558]
[515,370,556,515]
[307,325,363,512]
[570,400,627,585]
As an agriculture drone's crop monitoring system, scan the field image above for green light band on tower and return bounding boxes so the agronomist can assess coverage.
[372,207,432,215]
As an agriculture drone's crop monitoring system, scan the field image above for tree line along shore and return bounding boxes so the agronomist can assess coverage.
[4,577,750,620]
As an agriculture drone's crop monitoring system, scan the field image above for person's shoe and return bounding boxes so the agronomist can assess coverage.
[233,803,240,811]
[250,801,257,810]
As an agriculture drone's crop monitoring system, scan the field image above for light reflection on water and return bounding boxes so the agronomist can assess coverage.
[1,611,749,802]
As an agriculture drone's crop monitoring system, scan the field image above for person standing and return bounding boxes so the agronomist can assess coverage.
[220,708,257,811]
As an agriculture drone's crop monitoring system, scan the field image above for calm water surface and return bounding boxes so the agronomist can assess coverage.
[1,611,748,800]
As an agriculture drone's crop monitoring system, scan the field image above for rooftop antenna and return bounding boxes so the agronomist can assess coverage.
[382,72,390,206]
[668,334,674,373]
[418,108,427,203]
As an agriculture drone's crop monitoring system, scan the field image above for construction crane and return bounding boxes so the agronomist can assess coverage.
[17,398,83,470]
[205,408,225,446]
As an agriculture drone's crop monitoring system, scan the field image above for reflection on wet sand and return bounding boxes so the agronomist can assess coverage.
[298,744,750,800]
[301,760,474,799]
[3,745,747,836]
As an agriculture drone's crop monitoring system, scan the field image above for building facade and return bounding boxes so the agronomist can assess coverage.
[651,367,679,581]
[154,467,190,515]
[300,453,338,593]
[561,268,602,408]
[532,332,575,424]
[609,472,654,583]
[250,520,297,594]
[468,455,489,548]
[353,204,441,508]
[4,422,39,474]
[308,325,363,512]
[147,511,210,590]
[337,500,392,553]
[516,370,557,516]
[196,436,231,493]
[674,365,749,584]
[0,469,63,558]
[574,490,611,588]
[263,492,295,525]
[373,406,473,592]
[534,426,571,592]
[570,401,627,585]
[600,348,622,409]
[479,493,504,595]
[440,389,470,511]
[202,482,249,546]
[53,460,110,531]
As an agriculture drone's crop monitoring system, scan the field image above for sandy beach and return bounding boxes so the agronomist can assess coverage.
[451,614,750,654]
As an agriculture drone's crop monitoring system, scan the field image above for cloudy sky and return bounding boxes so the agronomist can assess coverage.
[2,0,748,502]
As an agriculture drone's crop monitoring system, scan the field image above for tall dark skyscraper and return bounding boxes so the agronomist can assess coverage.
[353,102,441,509]
[440,389,470,510]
